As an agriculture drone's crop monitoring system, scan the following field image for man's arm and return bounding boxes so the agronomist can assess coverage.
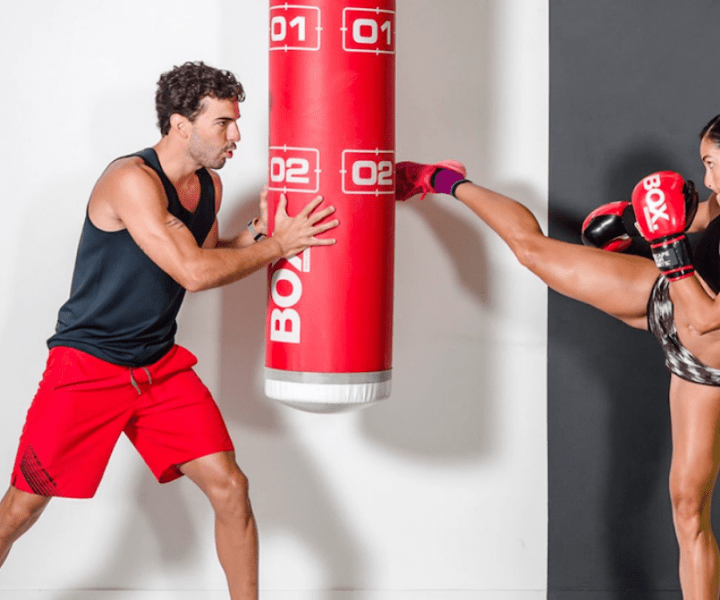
[94,163,336,292]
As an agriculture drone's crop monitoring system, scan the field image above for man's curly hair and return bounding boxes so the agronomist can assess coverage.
[155,61,245,136]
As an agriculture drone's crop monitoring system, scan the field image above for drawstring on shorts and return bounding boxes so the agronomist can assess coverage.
[129,367,153,395]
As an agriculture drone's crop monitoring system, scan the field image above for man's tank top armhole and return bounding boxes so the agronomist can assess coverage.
[84,206,131,237]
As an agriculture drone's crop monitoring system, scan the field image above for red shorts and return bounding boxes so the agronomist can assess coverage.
[11,345,234,498]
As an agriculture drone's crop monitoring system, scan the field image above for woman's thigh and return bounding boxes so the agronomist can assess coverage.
[525,237,659,328]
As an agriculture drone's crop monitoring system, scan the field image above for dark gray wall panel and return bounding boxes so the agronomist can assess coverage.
[549,1,720,598]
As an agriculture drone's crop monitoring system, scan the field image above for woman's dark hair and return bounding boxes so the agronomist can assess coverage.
[155,61,245,136]
[700,114,720,147]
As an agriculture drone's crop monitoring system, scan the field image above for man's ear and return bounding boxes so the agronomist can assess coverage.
[170,113,190,138]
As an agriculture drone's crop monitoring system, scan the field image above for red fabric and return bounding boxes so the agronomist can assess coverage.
[11,345,234,498]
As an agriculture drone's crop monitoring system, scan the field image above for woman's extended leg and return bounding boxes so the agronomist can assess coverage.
[668,376,720,600]
[452,180,659,328]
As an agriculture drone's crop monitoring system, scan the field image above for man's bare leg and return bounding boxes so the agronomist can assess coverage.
[0,487,50,568]
[181,452,258,600]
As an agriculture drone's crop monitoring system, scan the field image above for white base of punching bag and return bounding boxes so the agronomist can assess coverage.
[265,369,391,413]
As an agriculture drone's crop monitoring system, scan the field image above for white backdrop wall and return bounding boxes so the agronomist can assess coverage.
[0,1,548,598]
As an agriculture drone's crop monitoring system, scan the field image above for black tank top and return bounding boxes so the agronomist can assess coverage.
[693,214,720,294]
[47,148,216,366]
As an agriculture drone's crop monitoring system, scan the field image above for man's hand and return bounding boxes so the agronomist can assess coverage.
[271,194,339,258]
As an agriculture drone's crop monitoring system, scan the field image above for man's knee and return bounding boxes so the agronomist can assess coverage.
[0,488,50,539]
[206,467,252,521]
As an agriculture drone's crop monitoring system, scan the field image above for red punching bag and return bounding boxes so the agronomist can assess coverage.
[265,0,396,412]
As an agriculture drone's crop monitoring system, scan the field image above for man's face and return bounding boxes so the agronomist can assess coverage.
[187,96,241,169]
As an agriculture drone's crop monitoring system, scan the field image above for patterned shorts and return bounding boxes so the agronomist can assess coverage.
[11,345,234,498]
[647,275,720,386]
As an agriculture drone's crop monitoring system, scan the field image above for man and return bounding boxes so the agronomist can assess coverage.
[0,61,338,600]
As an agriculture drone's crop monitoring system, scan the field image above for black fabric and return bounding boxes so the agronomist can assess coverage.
[48,148,216,366]
[693,214,720,294]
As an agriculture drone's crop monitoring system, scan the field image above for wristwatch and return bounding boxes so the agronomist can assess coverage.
[247,219,266,241]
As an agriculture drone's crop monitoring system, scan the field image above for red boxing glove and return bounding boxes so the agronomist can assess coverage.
[630,171,698,281]
[581,201,635,252]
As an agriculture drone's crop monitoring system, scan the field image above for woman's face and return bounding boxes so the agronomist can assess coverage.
[700,136,720,196]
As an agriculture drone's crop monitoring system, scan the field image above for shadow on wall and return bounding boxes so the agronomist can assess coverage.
[358,0,502,459]
[359,196,494,459]
[51,475,205,600]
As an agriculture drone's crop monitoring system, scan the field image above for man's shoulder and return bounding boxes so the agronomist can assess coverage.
[98,155,163,193]
[104,154,155,177]
[91,155,167,216]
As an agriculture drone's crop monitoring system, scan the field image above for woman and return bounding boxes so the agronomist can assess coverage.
[396,115,720,600]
